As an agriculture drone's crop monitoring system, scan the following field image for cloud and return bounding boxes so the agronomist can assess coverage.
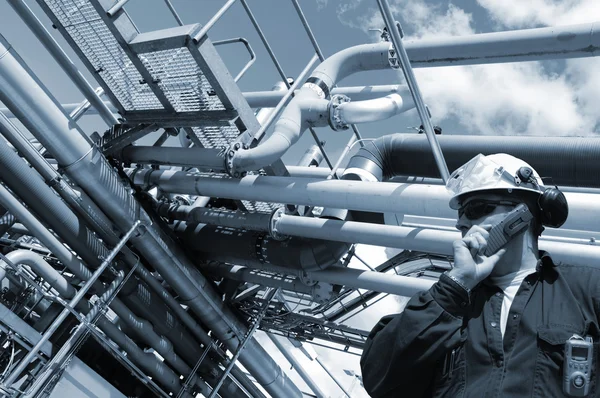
[326,0,599,136]
[476,0,600,28]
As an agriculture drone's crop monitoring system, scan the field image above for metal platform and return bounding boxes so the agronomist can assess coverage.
[37,0,260,149]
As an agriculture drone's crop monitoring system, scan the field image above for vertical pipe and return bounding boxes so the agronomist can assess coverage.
[376,0,449,182]
[7,0,118,126]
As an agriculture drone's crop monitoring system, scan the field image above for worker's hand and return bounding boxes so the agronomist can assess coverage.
[449,225,506,289]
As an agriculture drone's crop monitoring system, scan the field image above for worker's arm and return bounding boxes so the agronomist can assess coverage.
[361,225,506,397]
[360,273,468,397]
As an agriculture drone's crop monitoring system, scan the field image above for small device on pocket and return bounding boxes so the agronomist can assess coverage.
[483,203,533,256]
[563,334,593,397]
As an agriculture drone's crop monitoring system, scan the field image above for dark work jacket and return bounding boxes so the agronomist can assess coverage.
[361,254,600,397]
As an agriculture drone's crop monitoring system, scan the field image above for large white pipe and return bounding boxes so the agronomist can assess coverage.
[129,170,599,233]
[273,215,599,268]
[337,93,412,125]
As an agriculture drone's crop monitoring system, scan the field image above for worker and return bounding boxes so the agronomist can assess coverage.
[360,153,600,397]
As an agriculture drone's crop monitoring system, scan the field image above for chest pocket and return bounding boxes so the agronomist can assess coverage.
[535,324,599,398]
[432,333,468,398]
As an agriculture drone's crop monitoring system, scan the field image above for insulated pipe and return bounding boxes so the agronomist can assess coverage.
[175,222,350,271]
[0,135,112,268]
[403,21,600,67]
[121,146,225,171]
[0,252,193,396]
[0,251,74,296]
[0,85,409,117]
[346,134,600,186]
[334,93,411,126]
[130,170,599,233]
[0,34,301,398]
[0,110,116,240]
[230,43,392,173]
[204,263,316,296]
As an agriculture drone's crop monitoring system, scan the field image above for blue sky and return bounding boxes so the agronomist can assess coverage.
[1,1,599,396]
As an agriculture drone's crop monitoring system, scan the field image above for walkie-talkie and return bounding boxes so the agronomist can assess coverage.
[484,204,533,256]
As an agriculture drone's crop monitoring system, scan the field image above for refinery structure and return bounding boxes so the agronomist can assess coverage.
[0,0,598,397]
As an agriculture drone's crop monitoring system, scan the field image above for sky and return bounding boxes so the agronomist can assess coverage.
[0,0,599,397]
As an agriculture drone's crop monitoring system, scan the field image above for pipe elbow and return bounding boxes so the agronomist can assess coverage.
[335,93,413,127]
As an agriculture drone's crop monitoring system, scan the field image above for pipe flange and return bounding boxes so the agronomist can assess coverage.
[388,43,400,69]
[269,207,287,241]
[299,270,317,286]
[328,94,351,131]
[311,282,334,304]
[224,142,248,178]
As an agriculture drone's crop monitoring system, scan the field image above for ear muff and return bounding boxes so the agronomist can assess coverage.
[539,187,569,228]
[517,166,569,228]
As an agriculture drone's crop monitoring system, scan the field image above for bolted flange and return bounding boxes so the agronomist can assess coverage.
[328,94,351,131]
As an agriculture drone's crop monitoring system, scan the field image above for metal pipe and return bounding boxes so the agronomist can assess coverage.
[240,0,289,85]
[335,93,413,125]
[163,0,184,25]
[208,288,278,398]
[229,54,320,175]
[213,37,256,82]
[131,170,600,232]
[269,334,327,398]
[192,0,237,43]
[106,0,133,17]
[0,34,300,397]
[377,0,449,182]
[404,21,600,67]
[7,0,118,126]
[121,146,225,170]
[3,221,142,386]
[69,87,105,121]
[315,357,352,398]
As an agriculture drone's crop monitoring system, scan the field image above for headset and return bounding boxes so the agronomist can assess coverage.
[515,166,569,228]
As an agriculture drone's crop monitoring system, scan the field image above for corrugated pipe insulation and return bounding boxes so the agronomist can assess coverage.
[346,134,600,187]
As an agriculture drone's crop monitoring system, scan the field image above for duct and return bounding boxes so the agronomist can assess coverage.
[130,169,599,233]
[346,134,600,186]
[229,42,393,173]
[0,33,301,398]
[175,222,350,272]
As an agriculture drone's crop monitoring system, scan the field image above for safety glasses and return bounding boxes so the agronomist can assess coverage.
[458,199,519,220]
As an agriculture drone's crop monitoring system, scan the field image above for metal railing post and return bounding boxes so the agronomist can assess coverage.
[376,0,450,182]
[2,220,143,387]
[192,0,237,43]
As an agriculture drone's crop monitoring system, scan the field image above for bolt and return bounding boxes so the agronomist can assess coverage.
[234,143,241,150]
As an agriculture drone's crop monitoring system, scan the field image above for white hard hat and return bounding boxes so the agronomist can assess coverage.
[446,153,545,210]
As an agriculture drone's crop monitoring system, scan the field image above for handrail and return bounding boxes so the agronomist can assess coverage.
[213,37,256,82]
[192,0,237,43]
